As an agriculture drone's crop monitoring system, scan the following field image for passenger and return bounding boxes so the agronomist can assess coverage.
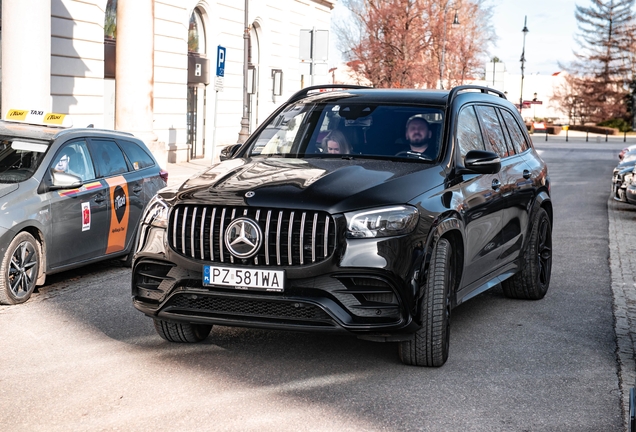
[402,115,436,157]
[321,130,352,154]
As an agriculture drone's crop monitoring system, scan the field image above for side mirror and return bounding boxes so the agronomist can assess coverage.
[49,170,82,190]
[219,144,242,161]
[462,150,501,174]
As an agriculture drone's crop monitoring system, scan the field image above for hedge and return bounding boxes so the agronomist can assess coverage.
[567,124,619,135]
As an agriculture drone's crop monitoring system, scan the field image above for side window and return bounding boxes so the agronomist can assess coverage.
[475,105,510,158]
[50,140,96,182]
[88,139,128,177]
[119,140,155,170]
[456,106,485,162]
[500,109,530,153]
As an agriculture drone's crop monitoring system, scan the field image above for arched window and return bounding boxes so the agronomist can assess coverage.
[104,0,116,40]
[104,0,117,79]
[188,8,206,55]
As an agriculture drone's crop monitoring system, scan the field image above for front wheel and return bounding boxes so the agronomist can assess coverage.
[502,207,552,300]
[0,232,41,305]
[399,238,452,367]
[153,318,212,343]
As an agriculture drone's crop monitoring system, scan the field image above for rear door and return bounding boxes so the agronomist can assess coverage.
[46,140,109,268]
[87,138,135,256]
[475,105,535,266]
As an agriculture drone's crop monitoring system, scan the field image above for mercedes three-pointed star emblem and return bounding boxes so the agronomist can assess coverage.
[224,217,262,259]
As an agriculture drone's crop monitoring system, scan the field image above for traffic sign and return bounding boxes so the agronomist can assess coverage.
[216,45,226,77]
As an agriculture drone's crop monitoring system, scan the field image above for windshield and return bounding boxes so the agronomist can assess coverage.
[247,102,445,161]
[0,138,50,183]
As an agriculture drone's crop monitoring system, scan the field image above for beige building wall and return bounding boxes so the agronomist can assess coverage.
[2,0,336,165]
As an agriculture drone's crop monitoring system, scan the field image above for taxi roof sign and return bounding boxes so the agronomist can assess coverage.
[4,109,73,128]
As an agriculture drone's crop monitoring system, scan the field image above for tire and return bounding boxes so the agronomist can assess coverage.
[153,318,212,343]
[0,232,41,305]
[399,238,452,367]
[502,207,552,300]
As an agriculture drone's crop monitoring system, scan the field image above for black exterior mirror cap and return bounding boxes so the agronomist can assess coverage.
[462,150,501,174]
[219,144,242,161]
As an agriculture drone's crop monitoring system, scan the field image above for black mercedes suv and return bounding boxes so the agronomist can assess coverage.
[132,84,552,367]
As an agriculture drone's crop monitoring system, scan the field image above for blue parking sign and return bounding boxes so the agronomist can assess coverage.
[216,46,226,77]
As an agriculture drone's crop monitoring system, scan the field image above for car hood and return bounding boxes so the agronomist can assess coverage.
[162,157,446,214]
[0,183,19,200]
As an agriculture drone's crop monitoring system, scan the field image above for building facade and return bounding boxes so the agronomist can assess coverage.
[0,0,336,166]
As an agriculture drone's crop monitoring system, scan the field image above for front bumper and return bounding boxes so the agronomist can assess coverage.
[132,224,424,337]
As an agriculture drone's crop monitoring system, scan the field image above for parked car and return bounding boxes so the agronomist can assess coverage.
[132,84,553,367]
[612,150,636,201]
[619,144,636,160]
[0,110,167,304]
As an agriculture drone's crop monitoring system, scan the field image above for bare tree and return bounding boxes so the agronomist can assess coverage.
[333,0,494,89]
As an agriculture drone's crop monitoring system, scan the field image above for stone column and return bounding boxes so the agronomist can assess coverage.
[115,0,166,166]
[1,0,51,116]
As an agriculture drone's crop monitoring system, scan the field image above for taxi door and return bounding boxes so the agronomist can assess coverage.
[86,138,140,256]
[46,141,110,268]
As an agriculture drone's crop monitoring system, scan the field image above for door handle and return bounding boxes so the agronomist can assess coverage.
[133,186,143,193]
[94,193,105,203]
[523,170,531,179]
[491,179,501,190]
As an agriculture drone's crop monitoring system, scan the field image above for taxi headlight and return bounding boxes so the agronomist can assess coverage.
[142,195,169,228]
[345,205,419,238]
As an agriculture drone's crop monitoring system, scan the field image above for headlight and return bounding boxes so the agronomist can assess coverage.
[624,173,633,186]
[345,205,419,238]
[142,194,169,228]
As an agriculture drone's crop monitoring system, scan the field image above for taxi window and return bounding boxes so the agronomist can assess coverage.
[119,140,155,170]
[0,138,49,183]
[50,141,96,182]
[88,139,128,177]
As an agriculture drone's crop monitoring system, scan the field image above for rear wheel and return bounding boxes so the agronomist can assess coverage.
[399,238,452,367]
[153,318,212,343]
[502,207,552,300]
[0,232,41,305]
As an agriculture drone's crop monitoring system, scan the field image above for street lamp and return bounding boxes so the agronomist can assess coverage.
[439,3,460,90]
[238,0,250,143]
[519,16,529,114]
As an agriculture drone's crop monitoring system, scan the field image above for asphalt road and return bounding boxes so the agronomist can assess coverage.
[0,139,629,431]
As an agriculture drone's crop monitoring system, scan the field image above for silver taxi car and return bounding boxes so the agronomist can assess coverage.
[0,110,167,304]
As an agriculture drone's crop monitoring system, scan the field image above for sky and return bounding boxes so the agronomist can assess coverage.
[329,0,581,76]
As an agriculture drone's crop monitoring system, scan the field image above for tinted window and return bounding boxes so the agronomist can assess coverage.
[475,105,510,158]
[500,109,529,153]
[119,140,155,170]
[89,139,128,177]
[51,140,96,182]
[456,106,485,161]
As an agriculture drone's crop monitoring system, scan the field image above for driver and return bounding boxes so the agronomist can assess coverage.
[402,115,436,157]
[53,147,80,176]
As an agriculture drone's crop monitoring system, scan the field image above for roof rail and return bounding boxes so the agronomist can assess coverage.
[287,84,371,104]
[448,85,507,105]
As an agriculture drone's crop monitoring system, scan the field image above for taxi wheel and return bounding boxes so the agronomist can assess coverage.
[153,318,212,343]
[0,232,41,305]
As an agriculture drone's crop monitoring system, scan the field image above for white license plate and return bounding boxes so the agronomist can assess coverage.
[203,265,284,292]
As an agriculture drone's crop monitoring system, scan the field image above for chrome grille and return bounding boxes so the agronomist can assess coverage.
[169,205,336,266]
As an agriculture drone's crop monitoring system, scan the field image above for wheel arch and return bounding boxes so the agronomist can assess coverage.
[421,214,465,306]
[18,226,47,286]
